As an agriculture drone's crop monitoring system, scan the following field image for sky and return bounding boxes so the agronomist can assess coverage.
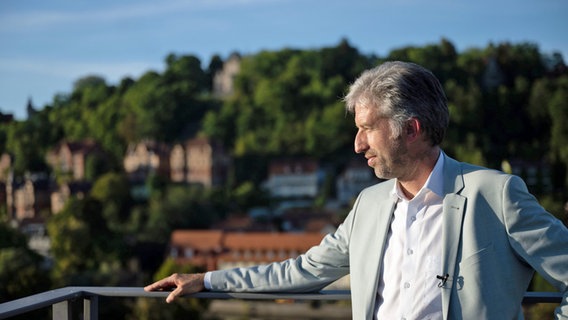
[0,0,567,120]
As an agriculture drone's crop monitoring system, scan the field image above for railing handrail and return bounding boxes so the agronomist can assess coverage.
[0,287,563,319]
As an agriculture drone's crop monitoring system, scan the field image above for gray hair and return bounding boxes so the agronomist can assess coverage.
[344,61,449,146]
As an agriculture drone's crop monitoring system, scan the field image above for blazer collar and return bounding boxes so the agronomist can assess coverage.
[442,152,465,195]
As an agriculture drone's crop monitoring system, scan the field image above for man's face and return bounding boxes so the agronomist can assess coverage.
[353,104,408,180]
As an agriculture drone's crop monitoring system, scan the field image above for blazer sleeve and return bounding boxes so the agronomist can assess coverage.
[502,175,568,318]
[208,211,354,293]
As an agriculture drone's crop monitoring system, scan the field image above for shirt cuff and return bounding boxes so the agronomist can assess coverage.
[203,271,213,290]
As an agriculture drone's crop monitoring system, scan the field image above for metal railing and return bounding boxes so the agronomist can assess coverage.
[0,287,562,320]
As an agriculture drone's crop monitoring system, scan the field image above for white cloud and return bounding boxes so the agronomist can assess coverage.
[0,58,158,83]
[0,0,289,30]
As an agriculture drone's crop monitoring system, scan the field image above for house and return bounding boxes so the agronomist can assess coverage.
[50,181,92,214]
[12,174,52,221]
[168,229,325,272]
[335,157,378,205]
[278,207,339,234]
[217,232,324,269]
[186,137,230,187]
[170,137,231,188]
[45,139,104,181]
[20,220,51,262]
[169,230,224,271]
[169,144,186,183]
[169,229,350,290]
[123,140,170,183]
[0,153,12,182]
[211,213,273,232]
[213,53,241,98]
[263,158,321,199]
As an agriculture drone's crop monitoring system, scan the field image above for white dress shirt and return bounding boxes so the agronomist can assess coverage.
[375,154,445,320]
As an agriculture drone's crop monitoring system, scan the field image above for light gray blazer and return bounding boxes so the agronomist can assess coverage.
[210,153,568,319]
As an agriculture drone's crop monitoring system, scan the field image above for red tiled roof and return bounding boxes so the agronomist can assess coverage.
[170,230,325,252]
[223,232,324,251]
[170,230,224,251]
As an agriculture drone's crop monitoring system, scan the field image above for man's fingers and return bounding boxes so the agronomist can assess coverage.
[144,276,175,292]
[144,273,205,303]
[144,282,160,291]
[166,286,183,303]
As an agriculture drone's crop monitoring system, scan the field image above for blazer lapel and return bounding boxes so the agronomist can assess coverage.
[440,154,466,319]
[354,180,397,319]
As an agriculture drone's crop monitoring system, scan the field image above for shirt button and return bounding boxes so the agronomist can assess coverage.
[404,282,410,289]
[410,216,416,222]
[407,249,413,255]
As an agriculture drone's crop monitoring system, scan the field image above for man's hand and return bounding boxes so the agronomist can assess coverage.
[144,273,206,303]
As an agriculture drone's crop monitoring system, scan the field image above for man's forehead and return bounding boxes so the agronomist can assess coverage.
[354,102,373,113]
[354,104,381,124]
[354,102,381,115]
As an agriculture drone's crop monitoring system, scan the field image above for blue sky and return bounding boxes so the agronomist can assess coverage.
[1,0,567,120]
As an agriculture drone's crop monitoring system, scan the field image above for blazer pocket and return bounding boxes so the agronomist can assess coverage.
[457,243,498,293]
[458,243,494,269]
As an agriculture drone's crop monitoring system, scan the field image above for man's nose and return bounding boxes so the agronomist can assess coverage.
[354,131,368,154]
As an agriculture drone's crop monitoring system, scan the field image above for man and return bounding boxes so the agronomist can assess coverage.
[146,61,568,319]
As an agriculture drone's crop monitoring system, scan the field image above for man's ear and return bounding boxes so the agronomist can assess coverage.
[405,118,421,142]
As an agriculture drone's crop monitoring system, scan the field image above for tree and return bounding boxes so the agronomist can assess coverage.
[0,222,50,302]
[119,55,212,143]
[90,173,133,230]
[202,41,370,159]
[547,76,568,189]
[5,120,50,174]
[84,94,128,164]
[163,54,207,97]
[143,185,223,243]
[72,75,111,109]
[47,197,126,287]
[388,38,459,83]
[119,71,172,142]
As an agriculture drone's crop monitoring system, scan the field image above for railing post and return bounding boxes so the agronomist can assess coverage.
[83,295,98,320]
[52,300,72,320]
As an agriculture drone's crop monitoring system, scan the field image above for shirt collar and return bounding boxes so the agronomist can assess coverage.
[391,151,445,201]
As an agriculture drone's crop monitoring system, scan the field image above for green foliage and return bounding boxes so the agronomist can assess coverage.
[90,172,133,229]
[0,221,28,248]
[232,180,270,211]
[548,77,568,162]
[387,38,458,83]
[202,40,370,160]
[4,108,59,174]
[536,195,567,222]
[118,54,213,144]
[305,100,354,157]
[47,197,127,286]
[72,75,111,109]
[0,222,50,302]
[0,248,50,301]
[141,184,228,243]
